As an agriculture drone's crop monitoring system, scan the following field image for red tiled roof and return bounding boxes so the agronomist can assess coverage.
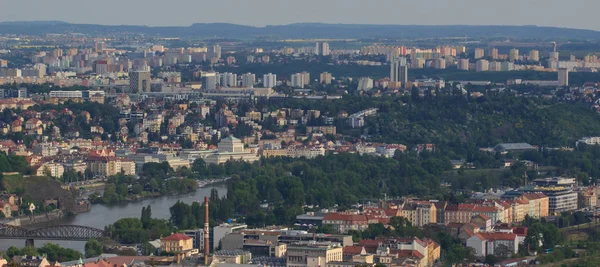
[343,246,365,255]
[473,214,490,221]
[103,256,166,267]
[162,233,191,241]
[458,204,476,211]
[384,208,399,216]
[512,227,528,236]
[476,232,517,241]
[473,206,498,213]
[392,249,425,259]
[523,192,547,200]
[83,260,116,267]
[358,239,381,248]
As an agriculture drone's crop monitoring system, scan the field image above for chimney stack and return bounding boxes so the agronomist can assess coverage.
[204,196,210,265]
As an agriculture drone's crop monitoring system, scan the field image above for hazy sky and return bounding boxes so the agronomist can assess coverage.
[1,0,599,30]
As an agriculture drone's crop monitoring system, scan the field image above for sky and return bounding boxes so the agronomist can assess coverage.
[0,0,599,31]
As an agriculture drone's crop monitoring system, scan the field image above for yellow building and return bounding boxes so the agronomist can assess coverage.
[261,149,288,158]
[400,201,437,227]
[245,111,262,121]
[522,193,549,218]
[161,233,193,253]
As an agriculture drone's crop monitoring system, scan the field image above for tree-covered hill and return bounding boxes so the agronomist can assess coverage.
[267,92,600,151]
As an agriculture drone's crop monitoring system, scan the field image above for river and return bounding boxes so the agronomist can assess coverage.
[0,185,227,253]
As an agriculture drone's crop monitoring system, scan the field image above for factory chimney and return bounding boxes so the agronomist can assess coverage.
[204,196,210,265]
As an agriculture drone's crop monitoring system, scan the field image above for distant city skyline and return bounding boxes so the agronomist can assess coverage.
[1,0,600,31]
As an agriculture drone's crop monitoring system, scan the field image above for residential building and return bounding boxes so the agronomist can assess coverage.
[263,73,277,88]
[161,233,193,253]
[241,73,256,87]
[489,48,499,60]
[444,204,475,224]
[474,48,484,59]
[433,58,446,69]
[357,77,373,91]
[315,42,331,56]
[203,72,218,90]
[12,256,50,267]
[529,50,540,61]
[322,213,370,234]
[291,72,310,88]
[320,72,333,85]
[522,193,549,218]
[576,136,600,146]
[412,58,426,69]
[509,49,519,62]
[36,162,65,178]
[400,201,437,227]
[476,59,489,72]
[286,241,343,267]
[87,156,136,177]
[220,72,238,87]
[306,126,337,135]
[390,59,407,83]
[466,233,518,257]
[457,59,469,71]
[558,68,569,86]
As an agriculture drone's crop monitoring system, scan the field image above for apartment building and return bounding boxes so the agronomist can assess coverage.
[400,201,436,227]
[87,156,136,177]
[322,213,375,234]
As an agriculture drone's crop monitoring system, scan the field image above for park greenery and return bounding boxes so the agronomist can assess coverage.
[104,205,173,245]
[90,163,197,204]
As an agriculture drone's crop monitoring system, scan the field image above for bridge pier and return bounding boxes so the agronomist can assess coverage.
[25,239,34,247]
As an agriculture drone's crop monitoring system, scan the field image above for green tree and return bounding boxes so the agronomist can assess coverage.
[84,239,103,258]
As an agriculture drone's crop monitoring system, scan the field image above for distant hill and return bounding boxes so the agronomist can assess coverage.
[0,22,599,39]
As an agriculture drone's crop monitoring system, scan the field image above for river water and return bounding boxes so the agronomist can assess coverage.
[0,185,227,253]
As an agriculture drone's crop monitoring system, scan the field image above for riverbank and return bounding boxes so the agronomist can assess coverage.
[4,210,65,227]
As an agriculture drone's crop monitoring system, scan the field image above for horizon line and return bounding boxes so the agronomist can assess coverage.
[0,20,598,32]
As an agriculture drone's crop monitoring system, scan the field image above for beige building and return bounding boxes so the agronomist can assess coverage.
[509,49,519,62]
[306,126,336,135]
[489,48,499,60]
[36,162,65,178]
[320,72,333,85]
[457,59,469,71]
[87,156,136,177]
[161,233,193,253]
[245,111,262,121]
[400,201,437,227]
[474,48,485,59]
[287,242,343,267]
[529,50,540,61]
[205,136,260,165]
